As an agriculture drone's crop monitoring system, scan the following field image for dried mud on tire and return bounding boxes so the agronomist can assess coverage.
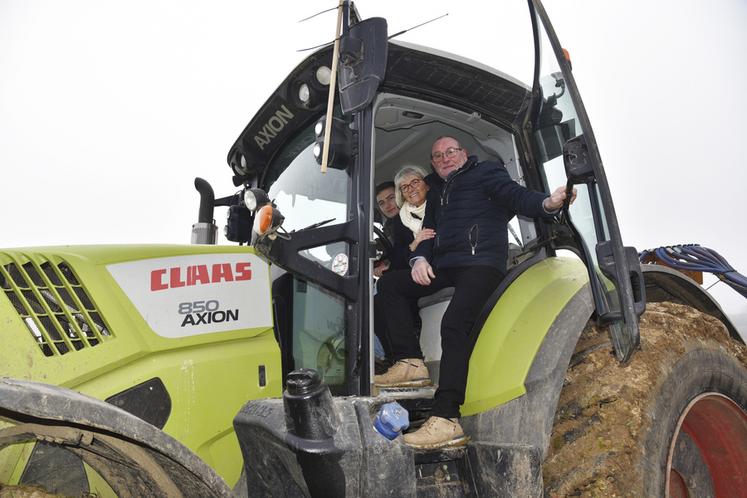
[542,301,747,498]
[0,484,65,498]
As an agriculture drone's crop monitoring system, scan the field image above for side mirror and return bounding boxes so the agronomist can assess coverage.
[533,74,574,163]
[563,135,595,184]
[338,17,388,114]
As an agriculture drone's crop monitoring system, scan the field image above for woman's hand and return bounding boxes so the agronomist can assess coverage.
[409,228,436,252]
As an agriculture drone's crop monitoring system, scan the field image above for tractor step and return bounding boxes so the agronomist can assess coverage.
[414,446,476,497]
[374,386,436,423]
[374,385,436,399]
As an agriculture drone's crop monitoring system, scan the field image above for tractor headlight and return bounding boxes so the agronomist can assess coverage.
[315,65,331,86]
[298,83,311,105]
[313,143,322,162]
[243,188,270,212]
[232,153,249,176]
[312,115,353,169]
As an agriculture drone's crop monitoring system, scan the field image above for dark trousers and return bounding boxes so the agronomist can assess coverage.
[373,294,420,360]
[374,265,504,418]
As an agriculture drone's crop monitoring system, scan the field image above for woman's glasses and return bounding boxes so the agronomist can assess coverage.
[399,178,423,192]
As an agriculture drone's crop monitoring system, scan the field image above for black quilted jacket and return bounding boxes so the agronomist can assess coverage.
[412,156,552,273]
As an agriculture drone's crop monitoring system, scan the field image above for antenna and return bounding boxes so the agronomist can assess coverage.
[388,13,449,40]
[296,38,337,53]
[297,12,449,52]
[298,6,339,23]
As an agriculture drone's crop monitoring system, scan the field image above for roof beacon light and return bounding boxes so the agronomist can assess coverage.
[562,48,572,69]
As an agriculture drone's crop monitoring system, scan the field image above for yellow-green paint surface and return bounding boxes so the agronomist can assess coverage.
[0,244,282,486]
[462,257,589,416]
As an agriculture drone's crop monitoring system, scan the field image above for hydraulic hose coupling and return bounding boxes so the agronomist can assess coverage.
[283,368,337,440]
[374,401,410,440]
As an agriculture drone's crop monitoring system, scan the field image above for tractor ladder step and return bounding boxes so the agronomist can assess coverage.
[414,446,476,497]
[373,385,436,399]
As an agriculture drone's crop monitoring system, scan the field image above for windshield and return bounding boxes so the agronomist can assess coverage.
[265,120,350,265]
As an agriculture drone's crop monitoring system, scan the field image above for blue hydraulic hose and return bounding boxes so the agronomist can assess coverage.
[639,244,747,298]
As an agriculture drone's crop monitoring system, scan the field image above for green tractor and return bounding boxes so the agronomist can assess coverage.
[1,1,745,497]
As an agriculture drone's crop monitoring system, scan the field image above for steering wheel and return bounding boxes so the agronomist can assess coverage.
[373,226,393,262]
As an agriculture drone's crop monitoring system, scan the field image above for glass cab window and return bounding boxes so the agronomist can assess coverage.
[532,28,623,322]
[531,0,644,359]
[263,119,350,392]
[266,124,349,268]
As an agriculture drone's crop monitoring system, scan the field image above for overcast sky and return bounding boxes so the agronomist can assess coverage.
[1,0,745,334]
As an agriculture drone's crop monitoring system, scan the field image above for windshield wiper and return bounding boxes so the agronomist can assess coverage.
[297,218,336,232]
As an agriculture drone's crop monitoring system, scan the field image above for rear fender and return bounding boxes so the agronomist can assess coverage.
[464,257,590,416]
[0,377,230,497]
[462,260,744,463]
[642,264,742,342]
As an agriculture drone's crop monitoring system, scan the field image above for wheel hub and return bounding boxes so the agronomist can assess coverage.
[667,393,747,497]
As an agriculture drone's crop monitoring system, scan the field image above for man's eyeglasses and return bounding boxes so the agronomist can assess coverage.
[431,147,462,161]
[399,178,423,192]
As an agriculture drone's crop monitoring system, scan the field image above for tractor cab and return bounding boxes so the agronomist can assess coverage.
[186,0,649,494]
[3,2,743,497]
[203,0,644,402]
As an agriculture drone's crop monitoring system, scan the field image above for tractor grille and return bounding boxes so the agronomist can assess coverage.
[0,257,112,356]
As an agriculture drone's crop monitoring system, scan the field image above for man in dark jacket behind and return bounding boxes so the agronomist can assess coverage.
[374,181,414,276]
[373,181,416,361]
[373,135,574,449]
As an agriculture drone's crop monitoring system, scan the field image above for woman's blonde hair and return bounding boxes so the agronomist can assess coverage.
[393,165,429,207]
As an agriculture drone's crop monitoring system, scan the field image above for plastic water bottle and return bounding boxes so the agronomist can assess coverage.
[373,401,410,440]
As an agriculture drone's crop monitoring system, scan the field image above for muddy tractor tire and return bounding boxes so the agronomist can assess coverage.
[543,302,747,497]
[0,422,187,497]
[0,378,230,498]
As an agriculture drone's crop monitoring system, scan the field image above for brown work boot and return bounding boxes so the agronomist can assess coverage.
[403,416,467,449]
[373,358,431,387]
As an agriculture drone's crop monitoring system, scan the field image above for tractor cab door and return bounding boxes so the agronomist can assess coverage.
[262,14,388,397]
[530,0,645,361]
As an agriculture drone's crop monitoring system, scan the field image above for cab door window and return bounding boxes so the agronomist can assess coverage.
[265,120,351,391]
[531,0,644,360]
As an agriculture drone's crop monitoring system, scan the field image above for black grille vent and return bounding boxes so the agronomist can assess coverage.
[1,258,112,357]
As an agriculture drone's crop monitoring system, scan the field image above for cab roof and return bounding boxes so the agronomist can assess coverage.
[227,40,532,186]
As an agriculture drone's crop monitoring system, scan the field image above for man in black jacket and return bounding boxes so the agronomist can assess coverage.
[373,136,574,449]
[374,181,414,276]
